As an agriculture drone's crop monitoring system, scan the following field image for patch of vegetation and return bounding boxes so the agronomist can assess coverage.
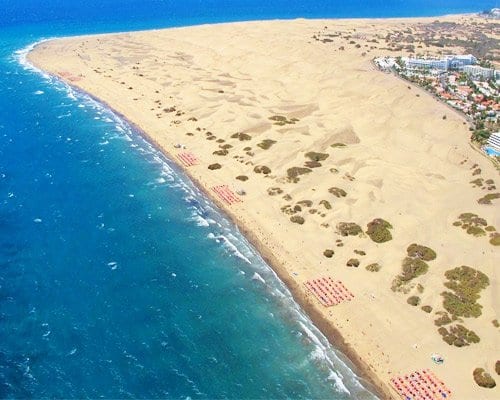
[346,258,360,268]
[337,222,362,236]
[366,218,393,243]
[254,165,271,174]
[208,163,221,170]
[453,212,491,239]
[496,361,500,375]
[286,167,312,182]
[305,152,329,162]
[492,319,499,328]
[236,175,248,181]
[354,250,366,256]
[304,161,322,168]
[230,132,252,141]
[331,143,346,148]
[421,305,432,313]
[257,139,277,150]
[329,187,347,198]
[269,115,298,126]
[365,263,381,272]
[319,200,331,210]
[297,200,313,207]
[406,243,436,261]
[478,193,500,205]
[267,187,283,196]
[473,368,496,388]
[470,178,483,187]
[434,312,452,326]
[407,296,421,306]
[323,249,334,258]
[441,265,489,318]
[490,233,500,246]
[213,149,229,156]
[290,215,305,225]
[438,324,480,347]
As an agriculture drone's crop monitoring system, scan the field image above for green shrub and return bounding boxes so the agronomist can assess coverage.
[305,152,329,162]
[346,258,360,267]
[267,187,282,195]
[406,243,436,261]
[290,215,305,225]
[297,200,313,207]
[287,167,312,179]
[208,163,221,170]
[490,233,500,246]
[319,200,331,210]
[230,132,252,141]
[407,296,420,306]
[213,149,228,156]
[257,139,277,150]
[478,193,500,204]
[434,312,452,326]
[337,222,362,236]
[304,161,322,168]
[354,250,366,256]
[329,187,347,198]
[400,257,429,281]
[323,249,334,258]
[467,226,486,236]
[421,305,432,313]
[493,319,500,328]
[473,368,496,388]
[331,143,346,148]
[439,324,481,347]
[365,263,381,272]
[366,218,393,243]
[236,175,248,181]
[254,165,271,174]
[496,360,500,375]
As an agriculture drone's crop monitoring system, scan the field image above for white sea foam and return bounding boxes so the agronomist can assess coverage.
[34,90,44,95]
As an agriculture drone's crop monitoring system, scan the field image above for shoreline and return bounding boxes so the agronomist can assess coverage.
[27,16,500,400]
[55,78,388,398]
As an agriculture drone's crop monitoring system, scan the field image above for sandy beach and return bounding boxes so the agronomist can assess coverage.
[28,15,499,399]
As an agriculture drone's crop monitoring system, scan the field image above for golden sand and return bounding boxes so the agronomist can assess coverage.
[29,15,500,399]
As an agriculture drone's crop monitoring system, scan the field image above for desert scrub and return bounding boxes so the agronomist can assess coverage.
[346,258,360,267]
[421,305,433,313]
[470,178,483,187]
[490,233,500,246]
[305,152,329,162]
[434,312,452,326]
[354,250,366,256]
[406,243,436,261]
[213,149,228,156]
[269,115,298,126]
[439,324,480,347]
[236,175,248,181]
[328,187,347,198]
[366,218,393,243]
[493,319,500,328]
[331,143,346,148]
[253,165,271,174]
[290,215,305,225]
[319,200,331,210]
[230,132,252,141]
[365,263,381,272]
[478,193,500,204]
[267,187,283,196]
[496,361,500,375]
[337,222,362,236]
[257,139,276,150]
[473,368,496,388]
[208,163,221,170]
[286,167,312,182]
[407,296,420,306]
[400,257,429,281]
[297,200,313,207]
[441,265,489,318]
[304,161,322,168]
[323,249,334,258]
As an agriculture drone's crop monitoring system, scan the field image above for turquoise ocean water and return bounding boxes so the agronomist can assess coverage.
[0,1,494,398]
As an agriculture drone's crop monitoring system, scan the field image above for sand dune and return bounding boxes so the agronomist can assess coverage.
[29,15,499,399]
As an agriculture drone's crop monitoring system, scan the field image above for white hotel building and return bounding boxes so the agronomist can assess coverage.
[487,132,500,153]
[403,54,477,71]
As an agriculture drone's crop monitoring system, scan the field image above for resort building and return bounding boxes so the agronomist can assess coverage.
[486,132,500,152]
[403,54,477,72]
[463,65,496,80]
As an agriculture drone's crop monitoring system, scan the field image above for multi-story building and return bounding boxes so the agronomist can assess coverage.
[403,54,477,72]
[463,65,496,80]
[486,132,500,152]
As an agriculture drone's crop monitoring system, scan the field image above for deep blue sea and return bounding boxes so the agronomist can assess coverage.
[0,1,495,398]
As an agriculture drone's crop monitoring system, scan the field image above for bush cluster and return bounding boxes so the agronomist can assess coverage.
[473,368,496,388]
[319,200,331,210]
[323,249,334,258]
[346,258,360,267]
[365,263,381,272]
[329,187,347,198]
[337,222,362,236]
[305,152,329,162]
[406,243,436,261]
[290,215,305,224]
[230,132,252,141]
[366,218,393,243]
[407,296,420,306]
[438,324,480,347]
[441,265,489,318]
[254,165,271,174]
[257,139,277,150]
[208,163,222,170]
